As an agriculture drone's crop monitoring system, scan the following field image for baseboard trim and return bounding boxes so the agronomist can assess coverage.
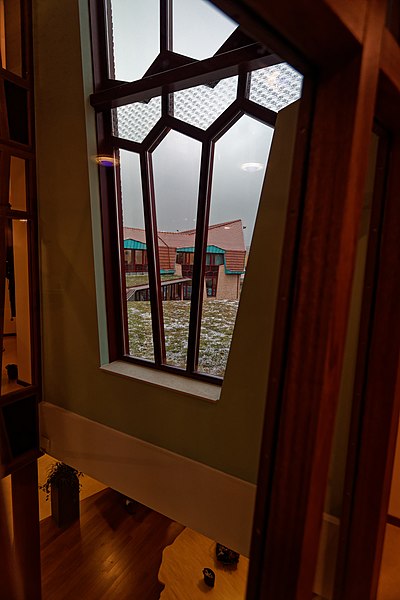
[39,402,256,556]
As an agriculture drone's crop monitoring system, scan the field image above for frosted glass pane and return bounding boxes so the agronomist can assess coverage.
[174,76,238,130]
[109,0,159,81]
[119,150,154,361]
[250,63,303,113]
[198,116,274,377]
[173,0,237,59]
[152,131,202,368]
[113,97,161,143]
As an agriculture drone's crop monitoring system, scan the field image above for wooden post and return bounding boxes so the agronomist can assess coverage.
[11,461,42,600]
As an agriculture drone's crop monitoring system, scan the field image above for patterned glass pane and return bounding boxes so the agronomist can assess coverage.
[173,76,238,130]
[173,0,237,60]
[249,63,303,113]
[109,0,159,82]
[112,97,162,143]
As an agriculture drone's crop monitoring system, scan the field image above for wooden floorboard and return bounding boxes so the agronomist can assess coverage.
[159,527,248,599]
[40,488,185,600]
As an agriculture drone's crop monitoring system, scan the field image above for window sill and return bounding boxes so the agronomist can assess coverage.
[100,361,221,402]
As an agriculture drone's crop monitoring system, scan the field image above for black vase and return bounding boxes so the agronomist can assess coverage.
[51,477,80,528]
[202,568,215,587]
[6,363,18,380]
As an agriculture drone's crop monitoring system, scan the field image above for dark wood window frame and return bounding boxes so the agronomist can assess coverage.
[88,0,307,384]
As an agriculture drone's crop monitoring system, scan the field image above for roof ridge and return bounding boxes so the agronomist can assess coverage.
[124,219,242,236]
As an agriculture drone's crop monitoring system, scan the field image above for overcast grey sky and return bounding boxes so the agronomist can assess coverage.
[120,118,273,247]
[112,0,238,81]
[114,0,274,247]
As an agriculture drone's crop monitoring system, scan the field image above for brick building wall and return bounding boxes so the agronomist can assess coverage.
[216,265,240,300]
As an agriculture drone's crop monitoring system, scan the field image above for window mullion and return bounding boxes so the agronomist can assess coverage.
[237,69,250,100]
[90,48,280,111]
[140,150,166,365]
[186,140,214,373]
[160,0,172,54]
[104,0,116,80]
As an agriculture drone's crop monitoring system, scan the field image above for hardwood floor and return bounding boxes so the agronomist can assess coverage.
[159,527,248,599]
[377,523,400,600]
[40,488,184,600]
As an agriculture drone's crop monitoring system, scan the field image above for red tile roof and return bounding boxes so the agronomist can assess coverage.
[123,220,246,272]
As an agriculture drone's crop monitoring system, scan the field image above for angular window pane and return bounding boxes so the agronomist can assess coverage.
[109,0,159,82]
[173,0,237,60]
[119,150,154,361]
[152,130,202,368]
[250,63,303,113]
[198,115,274,377]
[0,0,22,76]
[1,219,32,395]
[9,156,26,211]
[173,76,238,130]
[113,97,162,143]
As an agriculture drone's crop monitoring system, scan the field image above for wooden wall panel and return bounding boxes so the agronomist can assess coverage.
[246,0,386,598]
[212,0,362,70]
[337,134,400,600]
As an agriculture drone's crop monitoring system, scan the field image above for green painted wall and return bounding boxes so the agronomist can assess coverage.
[33,0,299,483]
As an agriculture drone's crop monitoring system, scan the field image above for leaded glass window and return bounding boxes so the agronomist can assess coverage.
[90,0,304,381]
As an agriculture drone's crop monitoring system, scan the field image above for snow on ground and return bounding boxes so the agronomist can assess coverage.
[127,300,238,376]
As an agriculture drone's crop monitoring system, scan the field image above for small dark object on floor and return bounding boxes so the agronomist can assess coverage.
[216,543,240,565]
[123,497,135,514]
[203,567,215,587]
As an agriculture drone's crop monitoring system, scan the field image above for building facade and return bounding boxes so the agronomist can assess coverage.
[124,219,245,301]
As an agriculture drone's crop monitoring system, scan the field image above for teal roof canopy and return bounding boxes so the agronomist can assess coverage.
[177,245,225,254]
[124,239,147,250]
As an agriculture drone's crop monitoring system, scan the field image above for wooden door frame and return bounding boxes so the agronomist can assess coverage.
[212,0,400,598]
[334,76,400,599]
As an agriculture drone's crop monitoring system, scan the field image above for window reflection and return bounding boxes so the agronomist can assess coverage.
[9,156,26,211]
[0,0,22,76]
[1,219,31,395]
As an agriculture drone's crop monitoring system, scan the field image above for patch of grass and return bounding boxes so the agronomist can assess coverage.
[127,299,239,376]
